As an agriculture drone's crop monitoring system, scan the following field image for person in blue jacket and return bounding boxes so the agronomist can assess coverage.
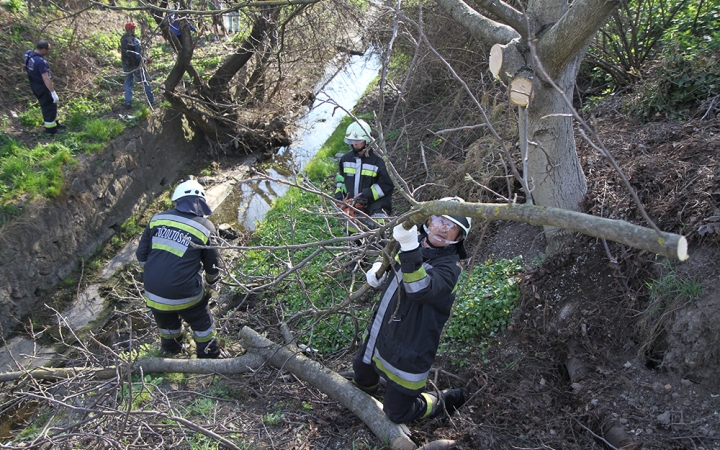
[136,180,224,358]
[120,23,154,109]
[351,197,472,423]
[24,40,65,134]
[167,8,197,49]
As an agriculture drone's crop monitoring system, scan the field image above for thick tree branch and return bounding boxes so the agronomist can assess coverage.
[434,0,520,44]
[239,327,416,450]
[208,8,278,92]
[535,0,620,80]
[403,200,688,261]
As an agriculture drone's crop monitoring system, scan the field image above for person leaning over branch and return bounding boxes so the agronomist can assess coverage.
[350,197,472,423]
[120,22,155,109]
[24,40,65,135]
[167,8,197,49]
[136,180,225,359]
[334,119,394,232]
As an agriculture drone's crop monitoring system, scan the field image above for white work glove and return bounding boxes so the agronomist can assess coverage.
[50,91,59,103]
[393,223,419,252]
[366,261,387,289]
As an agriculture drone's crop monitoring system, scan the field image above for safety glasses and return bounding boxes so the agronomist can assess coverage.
[424,215,461,245]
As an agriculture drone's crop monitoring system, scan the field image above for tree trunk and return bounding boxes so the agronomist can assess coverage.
[435,0,620,254]
[208,8,277,97]
[526,56,588,253]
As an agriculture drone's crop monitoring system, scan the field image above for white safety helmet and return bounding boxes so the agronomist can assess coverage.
[344,120,373,144]
[171,179,206,201]
[437,196,472,240]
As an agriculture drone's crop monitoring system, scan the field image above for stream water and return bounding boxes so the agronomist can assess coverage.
[212,50,382,231]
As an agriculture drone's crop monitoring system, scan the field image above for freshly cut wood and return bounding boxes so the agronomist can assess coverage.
[509,77,533,106]
[489,43,503,78]
[239,326,416,450]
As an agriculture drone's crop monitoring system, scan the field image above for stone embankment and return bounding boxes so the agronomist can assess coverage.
[0,111,203,339]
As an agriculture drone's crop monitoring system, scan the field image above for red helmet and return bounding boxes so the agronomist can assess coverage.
[125,22,136,31]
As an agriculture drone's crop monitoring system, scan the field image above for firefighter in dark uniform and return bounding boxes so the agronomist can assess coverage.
[334,120,393,231]
[136,180,223,358]
[24,40,64,135]
[352,197,472,423]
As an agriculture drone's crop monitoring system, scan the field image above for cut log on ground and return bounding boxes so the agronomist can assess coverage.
[238,326,417,450]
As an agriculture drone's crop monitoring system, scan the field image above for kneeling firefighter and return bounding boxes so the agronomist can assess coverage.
[350,197,472,423]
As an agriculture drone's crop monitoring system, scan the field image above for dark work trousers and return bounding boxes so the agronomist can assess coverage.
[30,82,57,129]
[352,343,429,423]
[149,294,219,357]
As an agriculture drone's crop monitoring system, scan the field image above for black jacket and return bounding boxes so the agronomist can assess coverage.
[136,209,220,311]
[120,33,141,69]
[359,238,462,395]
[334,148,393,215]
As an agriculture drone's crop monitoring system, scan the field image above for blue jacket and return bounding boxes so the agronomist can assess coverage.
[24,50,50,85]
[169,14,197,37]
[120,33,142,68]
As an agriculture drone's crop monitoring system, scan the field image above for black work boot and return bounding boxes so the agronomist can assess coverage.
[339,371,379,394]
[197,338,224,359]
[423,388,468,420]
[160,336,183,357]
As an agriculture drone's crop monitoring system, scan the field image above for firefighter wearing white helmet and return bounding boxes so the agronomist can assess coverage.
[334,119,394,221]
[136,178,224,358]
[352,196,472,424]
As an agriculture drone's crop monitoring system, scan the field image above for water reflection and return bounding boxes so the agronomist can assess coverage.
[214,51,381,231]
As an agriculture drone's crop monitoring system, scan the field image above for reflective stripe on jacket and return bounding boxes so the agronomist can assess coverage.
[334,148,393,214]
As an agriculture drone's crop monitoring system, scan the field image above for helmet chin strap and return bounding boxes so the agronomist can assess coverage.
[352,143,370,157]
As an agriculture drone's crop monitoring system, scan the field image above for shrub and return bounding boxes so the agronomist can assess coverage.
[626,44,720,121]
[442,257,524,353]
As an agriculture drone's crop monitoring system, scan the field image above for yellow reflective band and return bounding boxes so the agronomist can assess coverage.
[402,266,427,283]
[372,355,427,391]
[151,243,185,257]
[193,330,216,343]
[145,294,203,311]
[420,393,435,419]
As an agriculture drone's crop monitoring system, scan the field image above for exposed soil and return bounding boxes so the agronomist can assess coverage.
[227,110,719,449]
[2,114,717,450]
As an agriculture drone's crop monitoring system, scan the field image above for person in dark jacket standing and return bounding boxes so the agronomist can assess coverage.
[136,179,223,358]
[334,120,393,231]
[351,197,472,423]
[120,22,154,109]
[24,40,64,135]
